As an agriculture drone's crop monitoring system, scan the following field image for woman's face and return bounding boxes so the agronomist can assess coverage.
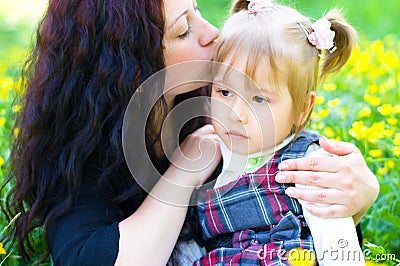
[163,0,219,66]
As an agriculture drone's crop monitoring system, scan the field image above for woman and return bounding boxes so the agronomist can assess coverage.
[2,0,378,265]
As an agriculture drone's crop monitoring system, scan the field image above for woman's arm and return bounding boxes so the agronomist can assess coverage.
[116,124,221,265]
[48,125,220,266]
[276,136,379,224]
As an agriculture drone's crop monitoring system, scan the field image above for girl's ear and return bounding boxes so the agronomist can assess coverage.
[296,91,316,126]
[230,0,249,15]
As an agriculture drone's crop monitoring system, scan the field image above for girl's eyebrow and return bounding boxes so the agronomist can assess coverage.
[254,86,280,96]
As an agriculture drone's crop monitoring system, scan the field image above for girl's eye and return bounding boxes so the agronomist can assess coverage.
[253,95,268,104]
[178,26,192,39]
[220,90,233,97]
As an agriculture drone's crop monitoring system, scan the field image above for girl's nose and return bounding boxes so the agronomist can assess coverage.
[228,98,248,124]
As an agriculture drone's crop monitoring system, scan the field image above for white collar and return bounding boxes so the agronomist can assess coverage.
[215,134,295,188]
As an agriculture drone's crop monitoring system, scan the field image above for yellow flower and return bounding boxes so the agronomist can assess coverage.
[382,51,399,68]
[359,107,371,117]
[369,67,387,79]
[327,98,340,108]
[387,118,398,125]
[0,242,6,255]
[368,122,386,143]
[378,104,393,116]
[394,133,400,145]
[386,159,395,169]
[365,261,388,266]
[0,117,5,127]
[371,39,384,55]
[287,248,316,266]
[367,84,378,94]
[323,83,336,91]
[384,129,394,138]
[12,104,22,113]
[377,167,388,175]
[13,127,20,137]
[349,121,367,140]
[364,95,381,106]
[368,149,383,158]
[394,146,400,157]
[323,126,334,138]
[0,76,14,100]
[316,109,330,119]
[315,95,325,105]
[395,105,400,114]
[0,157,4,167]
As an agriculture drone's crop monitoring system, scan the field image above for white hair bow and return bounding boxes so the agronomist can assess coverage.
[247,0,274,14]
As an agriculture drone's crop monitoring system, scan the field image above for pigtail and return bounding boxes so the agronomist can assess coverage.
[320,8,357,79]
[230,0,249,15]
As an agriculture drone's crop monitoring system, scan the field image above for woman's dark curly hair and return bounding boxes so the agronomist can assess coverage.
[0,0,201,262]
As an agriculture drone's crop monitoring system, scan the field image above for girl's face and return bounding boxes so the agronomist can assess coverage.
[211,61,295,155]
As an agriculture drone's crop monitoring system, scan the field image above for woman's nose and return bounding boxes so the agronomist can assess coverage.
[228,98,248,124]
[199,19,219,47]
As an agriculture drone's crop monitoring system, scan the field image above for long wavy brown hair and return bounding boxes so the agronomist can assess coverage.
[0,0,205,263]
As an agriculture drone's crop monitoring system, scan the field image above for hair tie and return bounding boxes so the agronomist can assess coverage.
[301,18,337,53]
[247,0,274,14]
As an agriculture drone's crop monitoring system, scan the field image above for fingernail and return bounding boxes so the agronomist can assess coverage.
[285,188,295,196]
[278,163,288,170]
[275,174,286,182]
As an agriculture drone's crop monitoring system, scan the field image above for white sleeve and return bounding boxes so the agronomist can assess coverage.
[296,144,365,265]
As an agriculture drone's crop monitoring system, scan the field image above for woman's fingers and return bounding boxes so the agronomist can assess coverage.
[168,124,222,186]
[303,203,350,219]
[278,155,342,173]
[276,171,342,189]
[285,187,348,205]
[192,124,216,135]
[285,187,356,218]
[319,136,360,156]
[278,136,361,172]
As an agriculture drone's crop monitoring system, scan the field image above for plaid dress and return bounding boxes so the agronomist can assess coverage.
[194,131,320,266]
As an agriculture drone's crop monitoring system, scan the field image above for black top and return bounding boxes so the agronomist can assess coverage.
[48,176,121,266]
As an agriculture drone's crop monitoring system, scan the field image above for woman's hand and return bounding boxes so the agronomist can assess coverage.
[276,136,379,223]
[165,124,222,187]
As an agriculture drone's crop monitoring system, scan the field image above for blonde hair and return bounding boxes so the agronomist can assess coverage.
[213,0,357,134]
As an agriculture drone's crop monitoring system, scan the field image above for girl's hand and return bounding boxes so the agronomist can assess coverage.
[165,124,221,187]
[276,136,379,223]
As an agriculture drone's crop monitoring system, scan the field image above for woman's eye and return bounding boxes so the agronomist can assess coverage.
[178,26,192,39]
[195,7,201,16]
[253,95,268,103]
[220,90,233,97]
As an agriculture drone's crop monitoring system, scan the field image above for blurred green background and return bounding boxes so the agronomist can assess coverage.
[198,0,400,40]
[0,0,399,264]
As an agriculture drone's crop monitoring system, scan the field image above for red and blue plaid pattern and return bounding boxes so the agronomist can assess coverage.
[194,131,320,265]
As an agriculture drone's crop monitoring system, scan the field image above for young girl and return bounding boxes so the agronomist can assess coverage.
[194,0,365,265]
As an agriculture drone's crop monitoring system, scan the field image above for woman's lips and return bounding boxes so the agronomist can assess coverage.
[227,130,248,140]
